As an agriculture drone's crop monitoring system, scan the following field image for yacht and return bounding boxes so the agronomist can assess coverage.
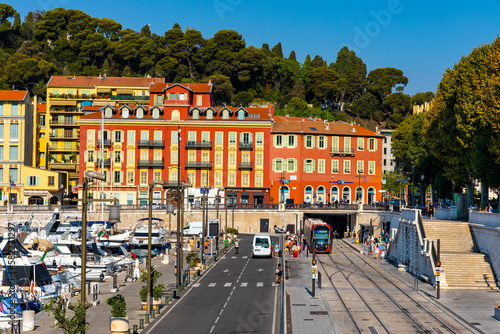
[129,218,166,257]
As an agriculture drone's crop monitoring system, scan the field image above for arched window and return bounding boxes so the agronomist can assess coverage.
[279,185,290,203]
[193,109,199,119]
[172,110,180,121]
[356,186,363,203]
[222,109,229,119]
[152,108,159,119]
[105,107,113,118]
[342,186,351,203]
[137,108,144,119]
[317,186,325,203]
[206,109,213,119]
[331,186,339,203]
[238,110,245,120]
[367,187,376,204]
[304,186,313,204]
[122,108,129,118]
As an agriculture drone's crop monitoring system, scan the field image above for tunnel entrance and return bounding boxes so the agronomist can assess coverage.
[302,212,357,239]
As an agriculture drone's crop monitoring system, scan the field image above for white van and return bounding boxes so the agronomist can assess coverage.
[183,221,203,236]
[252,234,272,258]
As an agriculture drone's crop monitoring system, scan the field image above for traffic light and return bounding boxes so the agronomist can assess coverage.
[436,261,441,267]
[312,259,317,265]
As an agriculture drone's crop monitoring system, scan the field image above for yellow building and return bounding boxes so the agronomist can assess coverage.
[33,100,48,168]
[0,90,34,205]
[21,166,66,205]
[45,75,164,198]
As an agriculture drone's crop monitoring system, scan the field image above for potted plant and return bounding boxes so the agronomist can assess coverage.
[186,253,201,272]
[106,294,128,333]
[48,154,55,163]
[139,267,165,309]
[69,153,77,163]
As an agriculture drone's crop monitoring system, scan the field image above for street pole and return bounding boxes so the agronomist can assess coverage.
[232,194,235,237]
[81,176,88,324]
[437,239,441,299]
[147,183,153,314]
[101,109,104,221]
[176,127,181,288]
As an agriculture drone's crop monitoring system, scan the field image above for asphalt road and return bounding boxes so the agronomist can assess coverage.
[145,234,281,334]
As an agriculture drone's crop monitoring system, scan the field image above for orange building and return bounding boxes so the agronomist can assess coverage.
[270,117,383,206]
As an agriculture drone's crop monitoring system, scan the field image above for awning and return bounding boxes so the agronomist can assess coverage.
[253,193,264,197]
[226,192,236,196]
[97,88,110,93]
[116,89,133,95]
[241,192,249,196]
[92,101,116,106]
[50,100,77,106]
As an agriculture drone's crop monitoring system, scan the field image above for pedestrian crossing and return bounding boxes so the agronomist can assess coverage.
[191,282,276,288]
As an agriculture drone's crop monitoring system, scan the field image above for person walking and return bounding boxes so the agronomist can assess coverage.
[173,254,177,276]
[234,238,239,254]
[224,237,229,254]
[274,242,280,258]
[274,263,282,284]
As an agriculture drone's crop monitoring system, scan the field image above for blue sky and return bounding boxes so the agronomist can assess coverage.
[8,0,500,95]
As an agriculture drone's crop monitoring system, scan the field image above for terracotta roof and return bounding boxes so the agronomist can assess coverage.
[81,104,161,120]
[150,83,212,93]
[47,76,164,88]
[0,90,28,101]
[272,116,382,137]
[36,103,46,113]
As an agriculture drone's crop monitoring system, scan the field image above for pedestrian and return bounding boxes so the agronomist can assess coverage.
[274,263,282,284]
[374,243,380,259]
[196,238,200,252]
[428,203,434,219]
[488,204,493,213]
[274,242,280,257]
[204,239,209,255]
[173,254,177,276]
[234,238,239,254]
[189,238,195,252]
[224,237,229,254]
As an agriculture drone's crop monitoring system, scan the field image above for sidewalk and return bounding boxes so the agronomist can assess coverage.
[26,251,186,334]
[344,239,500,334]
[285,253,341,334]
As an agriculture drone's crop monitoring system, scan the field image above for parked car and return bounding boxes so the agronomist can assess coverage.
[390,199,405,205]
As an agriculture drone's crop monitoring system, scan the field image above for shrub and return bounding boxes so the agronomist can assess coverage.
[139,267,165,301]
[186,252,201,267]
[226,227,239,235]
[106,294,127,317]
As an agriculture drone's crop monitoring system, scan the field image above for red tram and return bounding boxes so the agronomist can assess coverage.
[304,218,332,253]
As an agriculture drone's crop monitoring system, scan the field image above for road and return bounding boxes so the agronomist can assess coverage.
[145,234,281,334]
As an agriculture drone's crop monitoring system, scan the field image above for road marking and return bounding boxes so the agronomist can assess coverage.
[215,316,220,323]
[231,256,237,259]
[242,256,248,258]
[241,282,248,287]
[223,269,229,273]
[224,302,227,308]
[192,283,201,288]
[227,296,231,302]
[272,280,278,334]
[224,283,232,287]
[219,310,224,316]
[210,325,215,333]
[257,282,264,287]
[230,291,233,295]
[208,283,216,287]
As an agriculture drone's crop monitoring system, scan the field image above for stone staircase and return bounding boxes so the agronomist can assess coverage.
[422,220,497,289]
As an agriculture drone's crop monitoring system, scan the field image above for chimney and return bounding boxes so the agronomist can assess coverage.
[208,79,212,86]
[285,113,289,117]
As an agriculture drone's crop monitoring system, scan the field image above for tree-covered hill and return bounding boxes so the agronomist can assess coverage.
[0,4,433,129]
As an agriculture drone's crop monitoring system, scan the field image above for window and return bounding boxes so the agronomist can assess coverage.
[192,109,199,119]
[154,131,162,141]
[114,171,121,183]
[241,132,251,144]
[255,173,263,187]
[229,132,236,146]
[384,147,387,155]
[242,152,250,163]
[9,146,18,161]
[288,135,295,147]
[238,110,245,120]
[188,151,196,161]
[368,161,375,175]
[318,136,325,149]
[105,107,112,118]
[122,108,129,118]
[305,135,313,148]
[201,172,208,186]
[383,159,387,166]
[154,150,161,161]
[332,136,339,151]
[368,138,377,151]
[114,151,121,163]
[202,132,210,142]
[287,159,296,172]
[9,168,17,184]
[215,152,223,166]
[48,176,54,186]
[0,146,3,160]
[344,160,351,174]
[222,109,229,119]
[206,109,213,119]
[256,133,263,146]
[154,171,161,181]
[114,131,122,143]
[10,123,18,139]
[140,150,148,160]
[11,103,18,116]
[171,131,179,145]
[137,108,144,118]
[215,172,222,187]
[127,150,135,163]
[128,131,135,144]
[304,159,314,172]
[188,131,196,141]
[40,115,45,126]
[187,172,196,185]
[196,95,203,106]
[171,150,178,164]
[172,110,180,121]
[358,138,364,150]
[344,137,351,152]
[215,132,223,145]
[87,130,95,143]
[274,159,282,171]
[127,171,134,184]
[357,161,364,174]
[318,159,325,173]
[0,103,3,115]
[201,151,209,161]
[332,160,339,173]
[28,176,37,186]
[140,171,148,185]
[152,108,159,119]
[0,168,2,182]
[88,151,94,162]
[228,172,236,186]
[242,172,249,186]
[141,131,148,141]
[256,153,263,166]
[229,152,236,166]
[275,135,282,147]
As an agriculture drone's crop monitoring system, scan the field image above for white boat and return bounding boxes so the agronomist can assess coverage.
[129,218,166,255]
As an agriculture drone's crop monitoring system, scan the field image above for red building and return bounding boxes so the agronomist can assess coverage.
[269,116,383,205]
[78,82,273,206]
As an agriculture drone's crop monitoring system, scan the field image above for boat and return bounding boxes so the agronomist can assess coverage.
[129,218,166,257]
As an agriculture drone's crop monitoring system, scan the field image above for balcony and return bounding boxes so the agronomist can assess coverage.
[137,160,164,168]
[185,161,212,169]
[137,140,165,148]
[330,148,355,157]
[50,108,84,114]
[48,161,77,170]
[163,99,190,106]
[185,141,212,149]
[97,139,111,147]
[239,142,253,150]
[238,162,253,170]
[109,95,149,101]
[49,120,78,127]
[96,159,111,168]
[49,145,79,152]
[49,134,79,140]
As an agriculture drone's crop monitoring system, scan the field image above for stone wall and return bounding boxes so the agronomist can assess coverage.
[470,224,500,285]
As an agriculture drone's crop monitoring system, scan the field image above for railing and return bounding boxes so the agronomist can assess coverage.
[238,142,253,150]
[238,162,253,170]
[97,139,111,147]
[184,161,212,169]
[49,134,79,139]
[285,203,359,210]
[109,95,149,101]
[50,108,83,113]
[185,141,212,149]
[330,148,355,156]
[163,99,190,105]
[49,145,79,152]
[49,120,78,126]
[363,203,389,211]
[137,160,165,168]
[96,159,111,167]
[137,140,165,148]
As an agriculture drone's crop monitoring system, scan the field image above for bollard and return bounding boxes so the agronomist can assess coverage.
[133,324,138,334]
[145,314,149,324]
[173,290,177,299]
[151,310,155,319]
[156,305,160,314]
[139,319,144,329]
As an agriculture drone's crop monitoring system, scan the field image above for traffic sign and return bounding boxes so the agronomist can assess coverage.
[337,180,345,185]
[435,276,440,282]
[435,271,440,276]
[312,273,318,279]
[285,179,290,183]
[312,265,317,274]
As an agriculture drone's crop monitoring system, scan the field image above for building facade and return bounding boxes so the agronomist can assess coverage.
[45,76,164,196]
[78,82,273,206]
[380,129,395,174]
[270,117,384,205]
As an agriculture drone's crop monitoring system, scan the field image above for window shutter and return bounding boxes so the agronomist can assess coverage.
[240,133,243,143]
[294,159,297,172]
[312,137,315,148]
[272,159,276,171]
[98,130,101,140]
[303,160,307,172]
[283,135,288,148]
[36,176,39,186]
[84,151,88,162]
[283,160,288,172]
[375,138,378,151]
[312,160,316,172]
[273,135,277,147]
[249,133,252,144]
[26,176,29,186]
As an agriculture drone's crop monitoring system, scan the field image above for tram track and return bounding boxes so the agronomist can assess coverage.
[317,240,472,334]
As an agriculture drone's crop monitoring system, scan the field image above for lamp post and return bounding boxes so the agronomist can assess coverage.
[147,180,164,314]
[176,126,182,288]
[100,107,105,221]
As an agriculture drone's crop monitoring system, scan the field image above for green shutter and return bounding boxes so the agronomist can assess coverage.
[36,176,39,186]
[26,176,29,186]
[272,159,276,171]
[312,160,316,172]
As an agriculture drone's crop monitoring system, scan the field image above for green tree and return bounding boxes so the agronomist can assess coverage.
[411,91,435,105]
[44,297,90,334]
[233,90,253,107]
[367,67,408,100]
[288,97,308,111]
[205,74,233,105]
[311,55,325,68]
[0,4,15,27]
[272,42,283,59]
[333,46,367,103]
[1,53,56,91]
[308,67,340,102]
[288,50,297,62]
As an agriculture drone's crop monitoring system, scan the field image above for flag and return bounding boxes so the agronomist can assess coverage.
[54,240,58,256]
[40,249,49,261]
[10,180,16,188]
[131,253,138,260]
